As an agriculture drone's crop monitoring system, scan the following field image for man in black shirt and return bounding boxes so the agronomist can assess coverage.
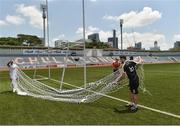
[120,56,140,111]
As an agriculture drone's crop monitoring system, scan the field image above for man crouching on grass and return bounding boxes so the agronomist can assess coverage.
[120,56,142,112]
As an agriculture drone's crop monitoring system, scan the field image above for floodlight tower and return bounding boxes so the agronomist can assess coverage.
[82,0,87,88]
[120,19,124,50]
[41,0,51,79]
[41,4,47,46]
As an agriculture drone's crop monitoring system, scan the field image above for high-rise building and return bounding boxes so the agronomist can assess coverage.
[107,29,118,49]
[150,41,160,51]
[174,41,180,48]
[154,41,158,47]
[108,37,118,48]
[127,42,143,50]
[135,42,142,49]
[88,33,100,42]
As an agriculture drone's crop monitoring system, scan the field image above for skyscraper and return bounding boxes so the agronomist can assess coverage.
[107,29,118,49]
[150,41,160,51]
[135,42,142,49]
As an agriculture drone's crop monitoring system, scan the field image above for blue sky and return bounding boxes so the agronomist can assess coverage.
[0,0,180,50]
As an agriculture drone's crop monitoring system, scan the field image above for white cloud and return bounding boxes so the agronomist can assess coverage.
[103,7,162,28]
[88,26,99,32]
[98,30,112,42]
[0,15,24,27]
[16,4,43,29]
[121,32,170,50]
[76,27,83,34]
[0,20,8,27]
[0,4,43,28]
[76,26,99,36]
[76,25,171,50]
[76,26,112,42]
[51,34,66,47]
[52,34,65,42]
[5,15,24,25]
[75,26,109,42]
[173,34,180,41]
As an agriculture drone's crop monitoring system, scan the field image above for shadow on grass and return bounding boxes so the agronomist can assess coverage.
[85,101,116,110]
[85,102,138,114]
[113,106,137,114]
[0,91,13,94]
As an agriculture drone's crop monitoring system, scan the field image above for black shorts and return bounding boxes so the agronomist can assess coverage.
[129,78,139,94]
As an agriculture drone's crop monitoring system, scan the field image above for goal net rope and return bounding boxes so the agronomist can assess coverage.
[15,62,148,103]
[16,68,127,103]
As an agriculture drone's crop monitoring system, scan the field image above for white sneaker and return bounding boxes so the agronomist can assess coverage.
[17,91,27,96]
[125,103,133,107]
[13,88,16,93]
[81,98,86,103]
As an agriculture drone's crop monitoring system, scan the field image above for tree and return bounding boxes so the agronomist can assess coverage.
[169,47,180,51]
[0,34,42,46]
[0,37,20,45]
[85,41,110,49]
[17,34,42,46]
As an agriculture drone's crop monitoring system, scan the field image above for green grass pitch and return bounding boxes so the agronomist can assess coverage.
[0,63,180,125]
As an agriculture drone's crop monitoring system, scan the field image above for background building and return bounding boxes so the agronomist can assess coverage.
[135,42,142,50]
[174,41,180,49]
[87,33,100,42]
[127,42,143,50]
[107,29,118,49]
[150,41,160,51]
[54,40,67,48]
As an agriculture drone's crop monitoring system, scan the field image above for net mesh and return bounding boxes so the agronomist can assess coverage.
[16,63,147,103]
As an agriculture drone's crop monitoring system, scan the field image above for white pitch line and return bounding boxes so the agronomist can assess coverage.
[40,77,180,119]
[98,94,180,119]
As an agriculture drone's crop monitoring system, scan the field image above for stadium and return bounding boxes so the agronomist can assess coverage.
[0,46,180,125]
[0,0,180,125]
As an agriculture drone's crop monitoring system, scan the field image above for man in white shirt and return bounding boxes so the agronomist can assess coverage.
[7,60,27,95]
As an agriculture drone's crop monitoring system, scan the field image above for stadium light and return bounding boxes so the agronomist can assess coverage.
[41,4,47,47]
[41,0,50,79]
[120,19,123,50]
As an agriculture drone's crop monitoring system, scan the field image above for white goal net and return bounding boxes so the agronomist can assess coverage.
[16,67,128,103]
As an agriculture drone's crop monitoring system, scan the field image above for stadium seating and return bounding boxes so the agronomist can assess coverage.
[0,48,179,69]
